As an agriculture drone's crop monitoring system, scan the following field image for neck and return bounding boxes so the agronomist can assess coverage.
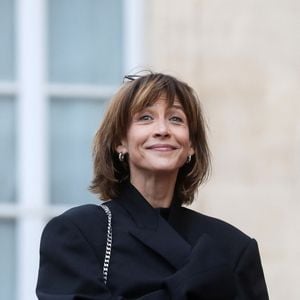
[130,171,178,208]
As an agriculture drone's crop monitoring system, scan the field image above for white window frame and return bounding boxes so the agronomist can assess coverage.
[0,0,144,299]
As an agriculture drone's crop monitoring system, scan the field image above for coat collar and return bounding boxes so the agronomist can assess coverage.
[114,182,192,269]
[115,182,160,230]
[111,183,235,294]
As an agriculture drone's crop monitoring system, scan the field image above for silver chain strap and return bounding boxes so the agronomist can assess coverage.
[100,203,112,285]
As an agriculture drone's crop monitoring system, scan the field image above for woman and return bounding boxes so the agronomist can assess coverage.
[36,72,269,299]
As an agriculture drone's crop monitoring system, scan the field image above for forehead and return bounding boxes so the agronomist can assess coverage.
[131,93,184,115]
[147,96,183,108]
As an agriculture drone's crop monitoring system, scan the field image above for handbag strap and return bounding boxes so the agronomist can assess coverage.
[100,203,113,285]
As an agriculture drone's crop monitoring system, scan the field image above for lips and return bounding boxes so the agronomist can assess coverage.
[146,144,178,151]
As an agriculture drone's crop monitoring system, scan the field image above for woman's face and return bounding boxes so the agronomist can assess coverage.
[117,95,194,179]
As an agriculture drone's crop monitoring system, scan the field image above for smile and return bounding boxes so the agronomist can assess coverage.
[146,144,178,151]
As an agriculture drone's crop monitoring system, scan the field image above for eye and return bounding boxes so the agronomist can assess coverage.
[170,116,184,123]
[139,114,153,121]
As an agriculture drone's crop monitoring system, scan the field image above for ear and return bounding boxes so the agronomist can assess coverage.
[116,140,128,154]
[188,143,195,156]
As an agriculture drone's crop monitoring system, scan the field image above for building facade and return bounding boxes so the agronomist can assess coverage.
[0,0,299,299]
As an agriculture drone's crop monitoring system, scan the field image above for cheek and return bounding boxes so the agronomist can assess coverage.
[126,129,146,152]
[178,129,191,145]
[129,127,148,141]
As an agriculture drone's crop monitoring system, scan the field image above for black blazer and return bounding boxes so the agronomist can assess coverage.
[36,183,269,299]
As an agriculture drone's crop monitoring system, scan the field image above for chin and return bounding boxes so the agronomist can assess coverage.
[147,162,184,174]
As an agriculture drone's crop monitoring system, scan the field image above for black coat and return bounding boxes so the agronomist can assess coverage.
[36,183,269,299]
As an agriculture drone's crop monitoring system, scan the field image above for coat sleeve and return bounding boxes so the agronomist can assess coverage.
[36,214,170,300]
[234,239,269,299]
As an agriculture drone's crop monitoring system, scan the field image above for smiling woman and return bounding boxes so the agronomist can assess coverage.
[116,97,194,208]
[90,72,210,205]
[36,72,269,299]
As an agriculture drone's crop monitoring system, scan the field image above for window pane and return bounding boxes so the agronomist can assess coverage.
[49,98,106,204]
[0,97,16,203]
[0,220,16,300]
[0,0,15,80]
[48,0,123,84]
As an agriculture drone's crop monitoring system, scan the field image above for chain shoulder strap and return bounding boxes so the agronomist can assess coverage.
[99,203,112,285]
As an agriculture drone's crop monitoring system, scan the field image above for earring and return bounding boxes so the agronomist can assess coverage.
[118,152,125,162]
[186,155,192,164]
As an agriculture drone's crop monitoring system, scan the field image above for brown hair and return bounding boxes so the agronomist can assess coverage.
[89,72,210,205]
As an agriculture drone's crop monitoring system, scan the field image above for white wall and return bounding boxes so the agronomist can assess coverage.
[145,1,300,299]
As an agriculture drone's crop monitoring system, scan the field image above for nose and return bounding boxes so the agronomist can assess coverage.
[153,119,170,138]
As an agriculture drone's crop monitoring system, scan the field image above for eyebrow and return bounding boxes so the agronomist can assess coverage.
[137,101,184,113]
[167,103,185,113]
[140,104,184,112]
[172,103,184,109]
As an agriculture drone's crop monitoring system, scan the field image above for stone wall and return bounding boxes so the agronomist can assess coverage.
[144,1,300,298]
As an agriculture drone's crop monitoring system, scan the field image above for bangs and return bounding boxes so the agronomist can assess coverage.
[128,75,179,116]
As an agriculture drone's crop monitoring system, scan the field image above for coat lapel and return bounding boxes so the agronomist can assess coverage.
[115,183,192,270]
[129,217,191,270]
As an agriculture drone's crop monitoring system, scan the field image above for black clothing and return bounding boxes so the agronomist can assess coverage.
[36,183,269,299]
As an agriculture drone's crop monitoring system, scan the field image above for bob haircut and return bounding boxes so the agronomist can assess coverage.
[90,72,210,205]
